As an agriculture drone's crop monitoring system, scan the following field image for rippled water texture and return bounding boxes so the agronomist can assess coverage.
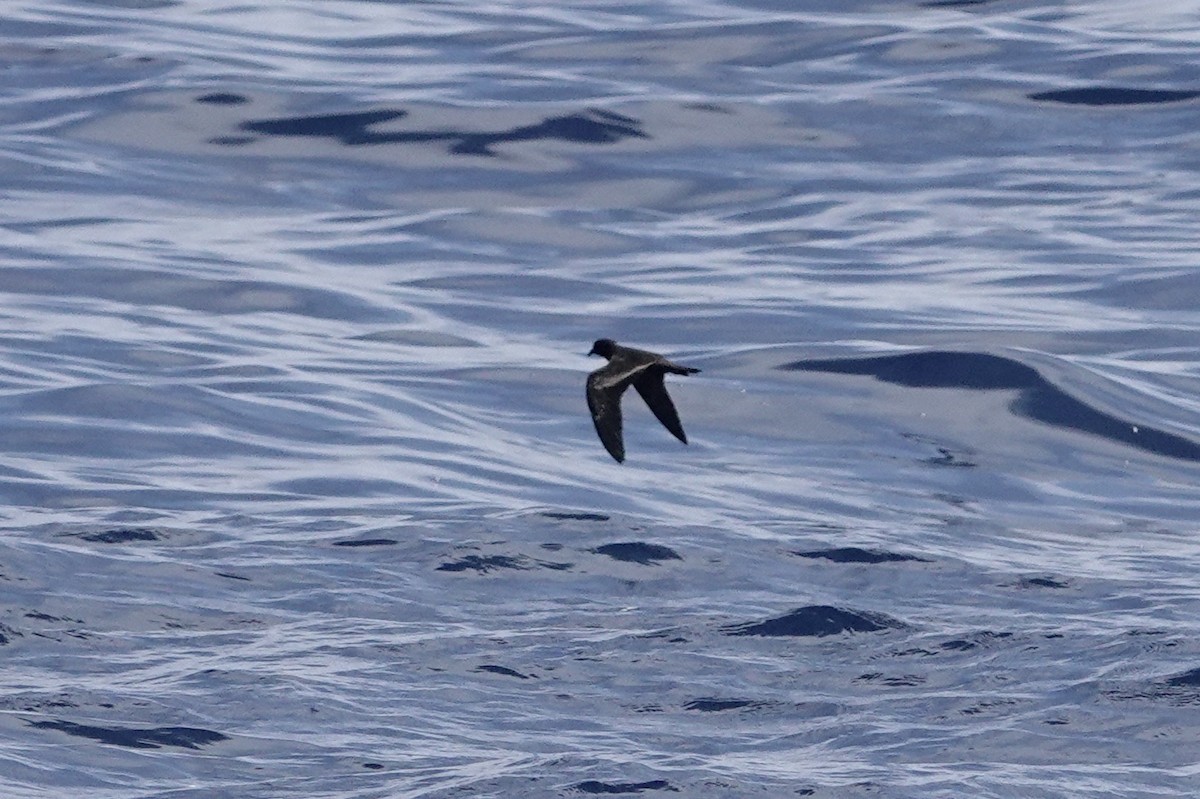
[2,1,1200,797]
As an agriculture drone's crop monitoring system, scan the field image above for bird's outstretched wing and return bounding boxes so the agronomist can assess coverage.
[634,370,688,444]
[586,369,628,462]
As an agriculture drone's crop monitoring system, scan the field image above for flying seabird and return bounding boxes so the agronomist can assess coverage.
[585,338,700,463]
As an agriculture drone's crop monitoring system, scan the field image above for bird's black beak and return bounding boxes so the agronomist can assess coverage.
[587,346,598,357]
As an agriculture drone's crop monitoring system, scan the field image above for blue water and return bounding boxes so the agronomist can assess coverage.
[2,1,1200,796]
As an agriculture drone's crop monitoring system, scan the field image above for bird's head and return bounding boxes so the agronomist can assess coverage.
[588,338,617,359]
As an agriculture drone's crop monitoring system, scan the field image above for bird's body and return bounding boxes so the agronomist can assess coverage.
[585,338,700,462]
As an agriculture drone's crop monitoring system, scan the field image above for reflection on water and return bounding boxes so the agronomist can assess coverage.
[785,351,1200,461]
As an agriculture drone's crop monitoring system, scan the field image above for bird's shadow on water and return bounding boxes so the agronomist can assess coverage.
[779,351,1200,462]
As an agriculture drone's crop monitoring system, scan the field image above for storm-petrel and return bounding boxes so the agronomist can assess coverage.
[586,339,700,463]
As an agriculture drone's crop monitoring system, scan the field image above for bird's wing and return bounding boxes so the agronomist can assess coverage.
[587,368,628,462]
[633,369,688,444]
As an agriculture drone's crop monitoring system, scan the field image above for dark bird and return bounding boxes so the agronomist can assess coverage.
[586,339,700,463]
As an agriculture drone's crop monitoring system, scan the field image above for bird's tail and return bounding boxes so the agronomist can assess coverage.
[669,365,701,375]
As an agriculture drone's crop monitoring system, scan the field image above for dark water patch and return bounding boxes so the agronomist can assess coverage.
[683,698,760,712]
[542,511,610,522]
[1127,629,1176,647]
[922,0,990,6]
[724,606,905,638]
[925,446,977,468]
[242,109,406,141]
[902,433,977,467]
[195,92,247,105]
[856,672,925,687]
[0,624,20,645]
[574,779,673,795]
[782,351,1200,462]
[436,554,528,573]
[1164,666,1200,688]
[1017,575,1069,589]
[236,108,647,156]
[476,664,533,679]
[793,547,928,564]
[24,611,88,643]
[332,538,398,547]
[214,572,250,581]
[593,542,681,565]
[637,629,688,644]
[782,350,1040,389]
[1106,673,1200,704]
[938,631,1013,652]
[25,611,81,623]
[3,697,86,713]
[435,551,569,573]
[29,720,227,749]
[961,697,1018,716]
[78,528,160,544]
[1029,87,1200,106]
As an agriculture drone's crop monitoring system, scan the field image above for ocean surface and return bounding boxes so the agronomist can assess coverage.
[2,1,1200,796]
